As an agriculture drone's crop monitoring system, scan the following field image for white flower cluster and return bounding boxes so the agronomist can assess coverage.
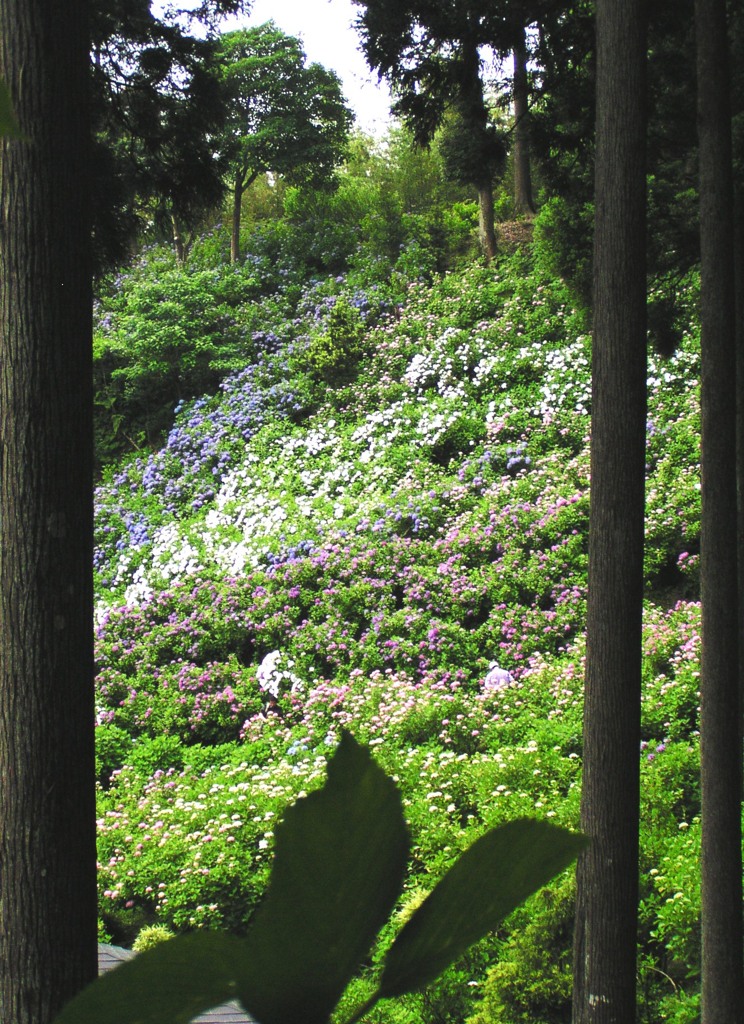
[351,401,413,471]
[112,524,205,610]
[256,650,303,699]
[535,337,591,420]
[403,329,471,400]
[416,403,465,446]
[281,419,341,459]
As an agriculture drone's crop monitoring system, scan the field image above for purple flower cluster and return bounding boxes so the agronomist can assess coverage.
[94,359,302,573]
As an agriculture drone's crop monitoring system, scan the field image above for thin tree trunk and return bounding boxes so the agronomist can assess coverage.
[512,26,535,216]
[478,184,498,263]
[171,211,186,263]
[695,1,743,1020]
[231,172,244,263]
[458,35,498,263]
[572,2,647,1022]
[0,2,98,1022]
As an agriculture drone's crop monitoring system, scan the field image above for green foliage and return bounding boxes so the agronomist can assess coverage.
[236,732,410,1024]
[90,1,248,268]
[438,108,507,192]
[300,297,369,386]
[94,250,258,453]
[532,197,594,310]
[281,127,477,277]
[133,925,175,953]
[216,24,352,193]
[468,876,576,1024]
[283,180,372,274]
[647,817,702,984]
[440,201,480,260]
[128,735,188,778]
[353,1,520,152]
[654,988,700,1024]
[378,819,584,1002]
[428,414,487,467]
[58,734,583,1024]
[95,723,133,787]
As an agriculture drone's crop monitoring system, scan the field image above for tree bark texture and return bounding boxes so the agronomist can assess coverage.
[512,26,536,216]
[572,2,647,1023]
[695,1,743,1021]
[0,1,98,1022]
[736,127,744,766]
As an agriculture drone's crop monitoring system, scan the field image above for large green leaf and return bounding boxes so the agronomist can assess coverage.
[0,79,22,139]
[237,731,410,1024]
[52,932,250,1024]
[378,818,587,998]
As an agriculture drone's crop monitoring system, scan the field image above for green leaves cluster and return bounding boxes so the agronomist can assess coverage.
[299,297,369,386]
[58,733,584,1024]
[94,253,258,451]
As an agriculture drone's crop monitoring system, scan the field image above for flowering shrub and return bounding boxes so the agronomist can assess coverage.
[92,246,705,1023]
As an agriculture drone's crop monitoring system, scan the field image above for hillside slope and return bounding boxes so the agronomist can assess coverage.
[94,244,704,1024]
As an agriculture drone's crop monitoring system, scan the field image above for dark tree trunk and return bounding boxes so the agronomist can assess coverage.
[736,122,744,763]
[0,1,98,1022]
[231,172,244,263]
[695,1,743,1021]
[459,36,498,263]
[572,2,647,1023]
[512,25,535,216]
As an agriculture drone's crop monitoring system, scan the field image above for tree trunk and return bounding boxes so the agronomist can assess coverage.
[512,26,536,216]
[695,1,743,1021]
[572,2,647,1023]
[458,35,498,263]
[0,2,98,1022]
[735,86,744,771]
[478,184,498,263]
[230,172,244,263]
[171,211,187,263]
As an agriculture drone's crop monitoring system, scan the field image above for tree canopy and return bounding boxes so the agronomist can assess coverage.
[353,0,540,258]
[90,0,252,269]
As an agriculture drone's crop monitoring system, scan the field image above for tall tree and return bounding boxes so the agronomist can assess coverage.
[0,0,98,1021]
[512,19,536,215]
[216,23,353,263]
[695,0,743,1020]
[571,1,647,1022]
[529,0,700,315]
[435,46,506,260]
[90,0,251,269]
[353,0,533,261]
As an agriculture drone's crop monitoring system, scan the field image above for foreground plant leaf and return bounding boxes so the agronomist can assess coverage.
[378,818,587,998]
[52,932,249,1024]
[237,730,409,1024]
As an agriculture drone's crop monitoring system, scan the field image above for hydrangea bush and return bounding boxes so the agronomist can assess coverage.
[93,242,705,1024]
